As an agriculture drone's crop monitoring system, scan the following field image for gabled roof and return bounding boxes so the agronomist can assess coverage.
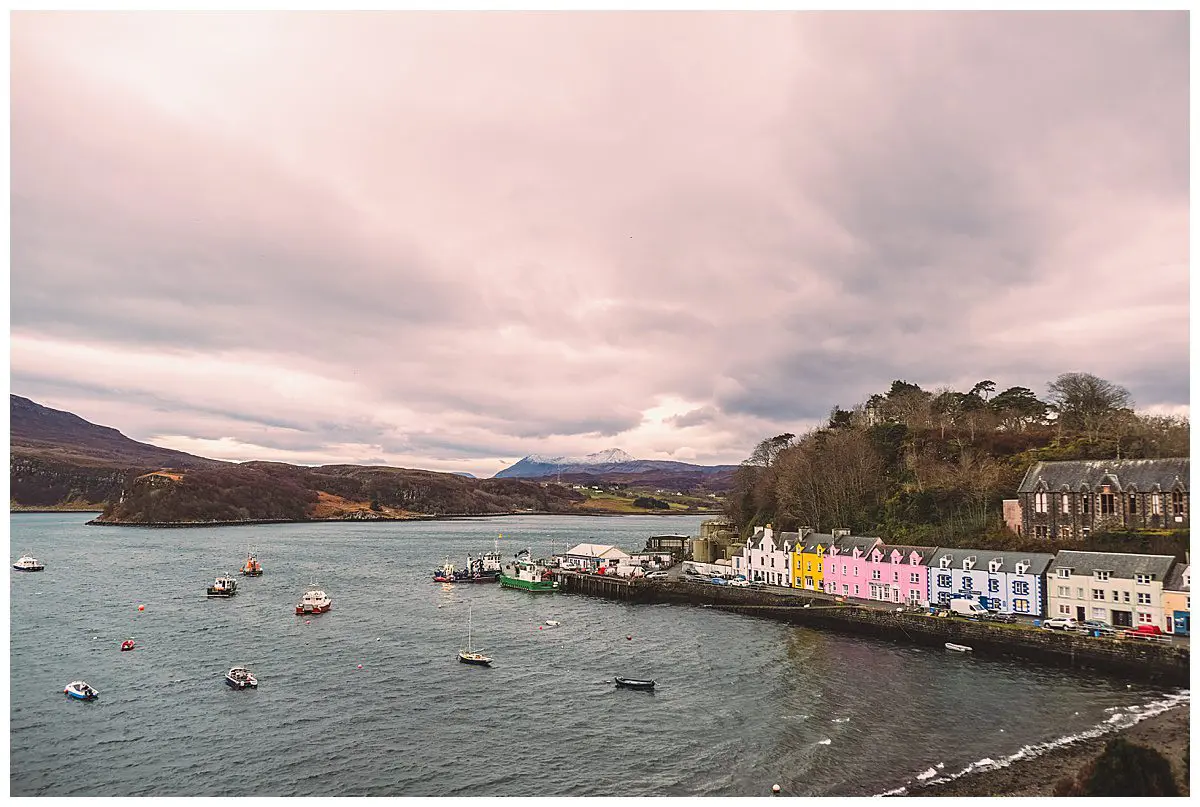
[826,533,882,556]
[927,548,1056,575]
[1016,458,1189,494]
[565,543,630,559]
[1047,551,1175,580]
[875,544,939,564]
[1162,564,1189,592]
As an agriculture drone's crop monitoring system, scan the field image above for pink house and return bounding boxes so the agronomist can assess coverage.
[822,535,882,599]
[862,544,938,606]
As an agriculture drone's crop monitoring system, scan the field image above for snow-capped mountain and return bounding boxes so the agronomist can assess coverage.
[493,448,735,480]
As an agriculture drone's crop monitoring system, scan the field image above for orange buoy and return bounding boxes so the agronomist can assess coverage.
[138,604,145,611]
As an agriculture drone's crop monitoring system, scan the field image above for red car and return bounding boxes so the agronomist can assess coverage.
[1125,624,1165,636]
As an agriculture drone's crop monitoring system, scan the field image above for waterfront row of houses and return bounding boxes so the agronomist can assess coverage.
[730,524,1191,635]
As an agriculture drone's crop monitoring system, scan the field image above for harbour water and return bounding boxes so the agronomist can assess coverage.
[9,513,1184,796]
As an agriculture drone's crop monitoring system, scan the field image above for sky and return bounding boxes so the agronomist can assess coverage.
[9,11,1191,479]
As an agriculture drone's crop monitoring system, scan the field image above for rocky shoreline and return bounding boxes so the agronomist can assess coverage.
[908,702,1190,797]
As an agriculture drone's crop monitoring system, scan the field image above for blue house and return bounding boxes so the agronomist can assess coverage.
[926,549,1056,616]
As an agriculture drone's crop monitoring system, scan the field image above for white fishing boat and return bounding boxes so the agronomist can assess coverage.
[225,666,258,689]
[64,680,99,700]
[296,587,332,615]
[12,553,45,572]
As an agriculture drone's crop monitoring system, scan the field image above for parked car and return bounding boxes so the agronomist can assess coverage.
[1125,624,1165,637]
[1041,616,1079,631]
[709,577,728,585]
[644,571,668,580]
[728,578,750,588]
[985,612,1017,624]
[1076,619,1120,636]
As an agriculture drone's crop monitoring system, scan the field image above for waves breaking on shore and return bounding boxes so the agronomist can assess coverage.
[874,689,1191,797]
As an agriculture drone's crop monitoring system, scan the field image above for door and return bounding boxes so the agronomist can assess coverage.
[1112,610,1133,627]
[1174,612,1189,636]
[1076,606,1086,621]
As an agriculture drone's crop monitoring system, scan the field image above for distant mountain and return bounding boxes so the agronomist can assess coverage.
[494,448,737,486]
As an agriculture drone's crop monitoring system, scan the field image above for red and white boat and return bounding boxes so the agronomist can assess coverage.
[120,639,135,652]
[295,588,332,615]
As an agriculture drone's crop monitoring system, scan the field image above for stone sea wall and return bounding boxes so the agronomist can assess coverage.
[556,574,1189,685]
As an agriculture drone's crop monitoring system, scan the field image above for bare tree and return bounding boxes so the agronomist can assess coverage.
[1046,373,1133,444]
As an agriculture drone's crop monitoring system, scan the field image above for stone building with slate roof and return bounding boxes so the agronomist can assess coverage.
[1016,458,1189,540]
[1046,550,1177,629]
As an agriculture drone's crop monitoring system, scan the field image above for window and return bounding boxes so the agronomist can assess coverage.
[854,585,860,595]
[1061,494,1071,515]
[871,570,880,580]
[1076,588,1085,599]
[1092,589,1105,600]
[1060,526,1073,540]
[1059,604,1071,615]
[1035,525,1049,539]
[988,579,1000,592]
[1035,491,1048,513]
[1092,607,1107,619]
[1095,571,1110,581]
[817,563,822,573]
[910,573,920,584]
[1123,591,1130,602]
[770,557,775,568]
[1173,491,1184,515]
[853,566,859,577]
[842,565,847,575]
[1057,568,1071,579]
[1135,574,1151,585]
[937,574,952,588]
[1137,593,1151,605]
[1128,494,1137,514]
[1057,586,1069,597]
[1100,493,1115,515]
[1013,581,1029,595]
[938,593,951,605]
[1082,495,1091,515]
[1112,590,1120,602]
[806,562,811,571]
[1013,598,1030,613]
[1138,612,1154,625]
[961,577,974,591]
[1082,527,1090,538]
[1152,494,1163,515]
[842,584,849,594]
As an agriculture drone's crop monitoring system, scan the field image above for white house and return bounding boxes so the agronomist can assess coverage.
[1046,550,1177,629]
[562,543,631,572]
[925,548,1056,616]
[731,524,794,587]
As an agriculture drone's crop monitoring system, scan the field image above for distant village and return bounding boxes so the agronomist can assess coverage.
[551,458,1191,636]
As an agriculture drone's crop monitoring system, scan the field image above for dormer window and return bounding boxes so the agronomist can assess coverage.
[939,556,952,569]
[1135,574,1154,585]
[1057,568,1071,579]
[1094,570,1111,581]
[988,559,1002,573]
[962,556,976,571]
[909,555,919,566]
[1015,561,1030,575]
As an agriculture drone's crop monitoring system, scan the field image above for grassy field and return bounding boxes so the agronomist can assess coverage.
[572,489,723,515]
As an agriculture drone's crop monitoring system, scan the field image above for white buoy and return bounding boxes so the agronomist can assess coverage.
[772,784,781,795]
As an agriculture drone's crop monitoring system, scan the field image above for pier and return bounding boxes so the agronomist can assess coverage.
[553,573,1189,686]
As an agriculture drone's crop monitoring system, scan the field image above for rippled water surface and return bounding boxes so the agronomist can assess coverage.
[9,513,1179,796]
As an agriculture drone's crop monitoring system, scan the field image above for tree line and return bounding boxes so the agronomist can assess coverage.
[726,372,1189,550]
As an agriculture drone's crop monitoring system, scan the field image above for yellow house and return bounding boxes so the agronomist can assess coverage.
[792,532,828,592]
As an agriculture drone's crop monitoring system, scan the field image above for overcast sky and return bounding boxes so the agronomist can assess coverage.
[10,12,1190,478]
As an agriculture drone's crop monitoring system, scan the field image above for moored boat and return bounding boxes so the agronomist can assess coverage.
[120,640,135,652]
[457,604,492,666]
[206,576,238,597]
[498,549,559,593]
[240,552,263,576]
[296,587,332,615]
[944,643,973,652]
[225,667,258,689]
[12,553,45,572]
[64,680,99,700]
[615,676,656,691]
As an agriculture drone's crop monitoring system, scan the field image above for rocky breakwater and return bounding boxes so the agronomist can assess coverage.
[554,574,1189,686]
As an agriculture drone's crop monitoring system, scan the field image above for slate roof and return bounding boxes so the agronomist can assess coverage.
[1017,458,1189,494]
[1162,564,1189,592]
[1047,550,1176,580]
[874,544,940,563]
[565,543,630,559]
[777,531,800,550]
[826,533,883,556]
[927,548,1056,574]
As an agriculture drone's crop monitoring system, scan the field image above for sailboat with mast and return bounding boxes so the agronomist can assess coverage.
[458,605,492,666]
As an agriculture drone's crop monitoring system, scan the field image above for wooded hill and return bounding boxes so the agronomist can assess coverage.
[725,373,1189,556]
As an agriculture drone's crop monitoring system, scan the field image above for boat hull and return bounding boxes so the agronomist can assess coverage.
[241,570,263,577]
[225,677,258,689]
[296,602,332,615]
[498,573,559,593]
[13,565,44,572]
[615,677,656,691]
[207,591,237,598]
[458,654,492,666]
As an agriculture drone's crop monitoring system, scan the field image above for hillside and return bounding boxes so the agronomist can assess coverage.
[7,395,603,522]
[495,448,738,490]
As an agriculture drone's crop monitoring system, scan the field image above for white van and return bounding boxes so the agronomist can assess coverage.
[948,598,989,619]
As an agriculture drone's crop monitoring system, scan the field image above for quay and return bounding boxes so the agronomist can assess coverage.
[553,572,1189,686]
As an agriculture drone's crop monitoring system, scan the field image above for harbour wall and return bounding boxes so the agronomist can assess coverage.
[555,574,1189,686]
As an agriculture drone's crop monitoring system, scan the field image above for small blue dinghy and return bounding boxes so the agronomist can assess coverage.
[64,681,99,701]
